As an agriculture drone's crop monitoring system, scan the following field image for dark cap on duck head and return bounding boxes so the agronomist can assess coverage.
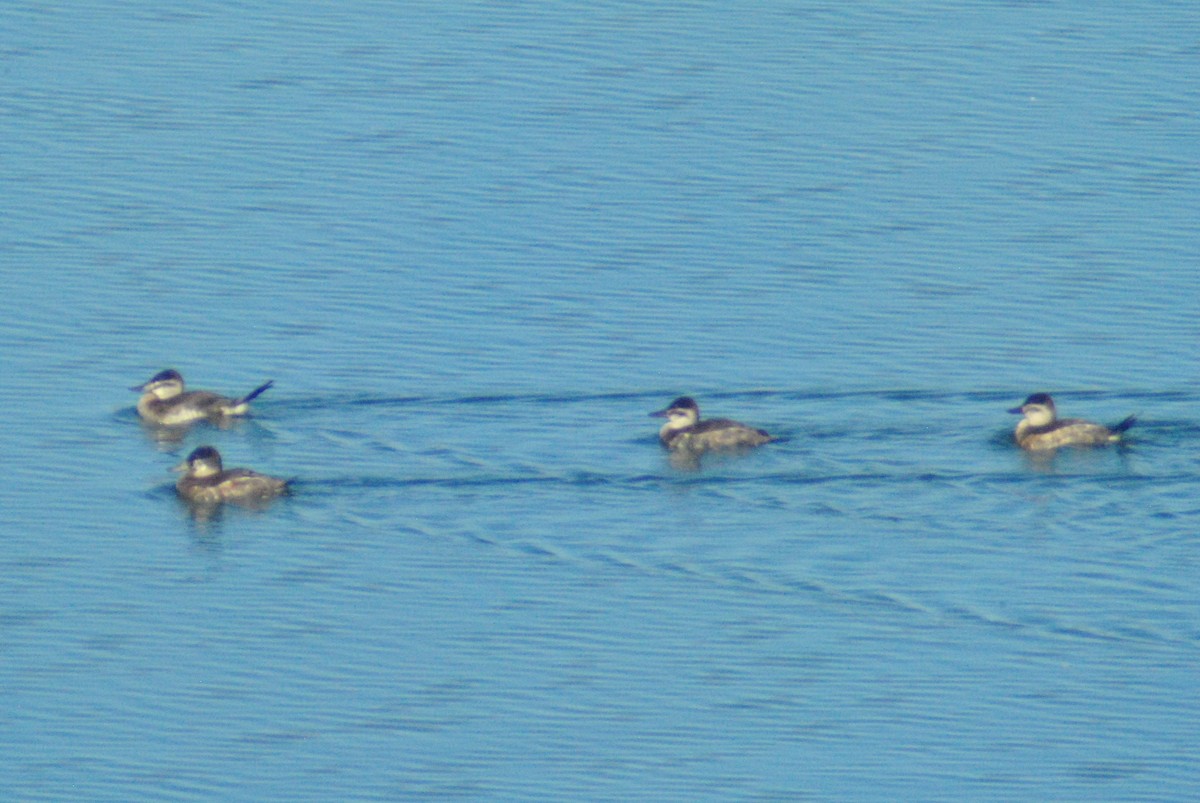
[1008,392,1054,414]
[650,396,699,417]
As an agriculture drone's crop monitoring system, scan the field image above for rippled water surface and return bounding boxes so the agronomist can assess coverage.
[4,1,1199,799]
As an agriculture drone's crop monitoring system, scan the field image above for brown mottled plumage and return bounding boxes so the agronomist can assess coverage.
[133,369,273,426]
[1009,393,1135,451]
[651,396,774,453]
[174,446,289,505]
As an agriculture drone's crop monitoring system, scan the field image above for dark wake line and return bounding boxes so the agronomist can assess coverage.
[286,468,1200,494]
[262,386,1200,413]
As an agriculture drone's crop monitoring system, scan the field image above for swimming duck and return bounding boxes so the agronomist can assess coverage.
[173,446,289,504]
[651,396,774,453]
[1009,393,1135,451]
[132,369,273,426]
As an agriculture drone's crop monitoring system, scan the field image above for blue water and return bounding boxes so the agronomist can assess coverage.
[3,1,1199,799]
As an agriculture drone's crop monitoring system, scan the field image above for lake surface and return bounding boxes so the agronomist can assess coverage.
[3,1,1199,799]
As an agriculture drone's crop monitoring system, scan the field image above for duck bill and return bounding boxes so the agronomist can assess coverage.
[649,407,671,418]
[170,461,188,473]
[1006,406,1024,415]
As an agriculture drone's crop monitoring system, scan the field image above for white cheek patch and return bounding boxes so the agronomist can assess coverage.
[191,461,220,478]
[1024,405,1055,427]
[666,410,696,430]
[152,381,183,400]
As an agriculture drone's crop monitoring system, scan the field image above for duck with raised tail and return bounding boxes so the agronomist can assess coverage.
[132,369,273,426]
[1008,393,1135,451]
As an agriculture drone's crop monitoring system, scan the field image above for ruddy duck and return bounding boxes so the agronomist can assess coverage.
[173,446,289,504]
[1009,393,1136,451]
[132,369,273,426]
[651,396,775,453]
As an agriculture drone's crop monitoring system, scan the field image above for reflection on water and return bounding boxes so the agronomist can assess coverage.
[1014,441,1139,475]
[136,414,262,449]
[178,491,292,525]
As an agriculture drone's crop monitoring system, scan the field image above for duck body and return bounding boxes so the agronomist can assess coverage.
[174,446,289,505]
[651,396,774,453]
[133,369,273,426]
[1009,393,1135,451]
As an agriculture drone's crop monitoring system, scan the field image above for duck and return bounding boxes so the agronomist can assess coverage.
[1009,393,1135,451]
[132,369,273,426]
[650,396,774,453]
[173,445,289,505]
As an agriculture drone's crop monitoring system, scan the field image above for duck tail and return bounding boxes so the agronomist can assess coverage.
[239,380,274,405]
[1111,414,1137,435]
